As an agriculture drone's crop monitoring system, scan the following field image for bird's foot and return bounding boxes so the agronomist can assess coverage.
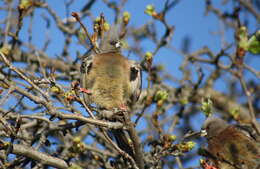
[79,88,92,94]
[119,104,128,111]
[200,160,219,169]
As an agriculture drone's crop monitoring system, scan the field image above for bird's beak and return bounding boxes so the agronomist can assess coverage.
[200,129,207,137]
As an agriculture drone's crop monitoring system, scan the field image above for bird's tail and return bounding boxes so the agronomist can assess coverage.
[111,129,135,158]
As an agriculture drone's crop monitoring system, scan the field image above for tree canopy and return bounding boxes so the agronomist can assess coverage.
[0,0,259,168]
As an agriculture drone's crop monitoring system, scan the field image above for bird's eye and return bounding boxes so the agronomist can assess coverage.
[110,40,116,45]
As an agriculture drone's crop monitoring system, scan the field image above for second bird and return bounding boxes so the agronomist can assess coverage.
[202,116,260,169]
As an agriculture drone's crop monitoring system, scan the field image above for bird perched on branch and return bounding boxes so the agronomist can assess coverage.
[201,116,260,169]
[80,22,142,159]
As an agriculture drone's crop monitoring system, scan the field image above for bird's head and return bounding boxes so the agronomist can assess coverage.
[99,25,122,53]
[201,116,229,139]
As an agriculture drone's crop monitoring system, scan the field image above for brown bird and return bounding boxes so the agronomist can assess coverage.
[81,33,141,110]
[80,28,142,158]
[202,116,260,169]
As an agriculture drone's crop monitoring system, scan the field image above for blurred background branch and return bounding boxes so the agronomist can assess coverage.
[0,0,259,168]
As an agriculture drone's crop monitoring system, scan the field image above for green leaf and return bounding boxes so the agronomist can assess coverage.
[145,4,155,16]
[238,26,248,50]
[247,30,260,54]
[154,90,168,101]
[201,98,213,117]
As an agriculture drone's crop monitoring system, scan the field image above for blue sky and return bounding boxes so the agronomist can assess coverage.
[1,0,259,168]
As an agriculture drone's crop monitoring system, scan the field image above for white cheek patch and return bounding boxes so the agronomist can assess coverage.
[115,42,121,48]
[200,129,207,137]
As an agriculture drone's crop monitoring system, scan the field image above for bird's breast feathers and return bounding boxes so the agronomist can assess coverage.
[81,52,141,109]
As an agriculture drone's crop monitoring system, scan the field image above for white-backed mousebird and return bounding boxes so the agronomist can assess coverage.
[80,26,142,159]
[202,116,260,169]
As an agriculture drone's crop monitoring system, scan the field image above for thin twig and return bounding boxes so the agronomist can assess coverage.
[71,12,99,54]
[124,111,144,169]
[238,74,260,135]
[0,52,50,101]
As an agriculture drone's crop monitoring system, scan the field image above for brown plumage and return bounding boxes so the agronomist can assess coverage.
[82,52,131,109]
[80,29,142,159]
[81,31,141,110]
[202,117,260,169]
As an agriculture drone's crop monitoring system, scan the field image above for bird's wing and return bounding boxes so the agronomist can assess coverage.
[129,60,142,103]
[215,127,260,168]
[80,52,94,104]
[80,51,94,75]
[234,124,260,142]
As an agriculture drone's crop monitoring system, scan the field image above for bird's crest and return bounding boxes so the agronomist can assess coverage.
[99,24,122,53]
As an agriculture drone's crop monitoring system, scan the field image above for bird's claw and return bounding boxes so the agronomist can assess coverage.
[79,88,92,94]
[119,104,128,111]
[201,160,219,169]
